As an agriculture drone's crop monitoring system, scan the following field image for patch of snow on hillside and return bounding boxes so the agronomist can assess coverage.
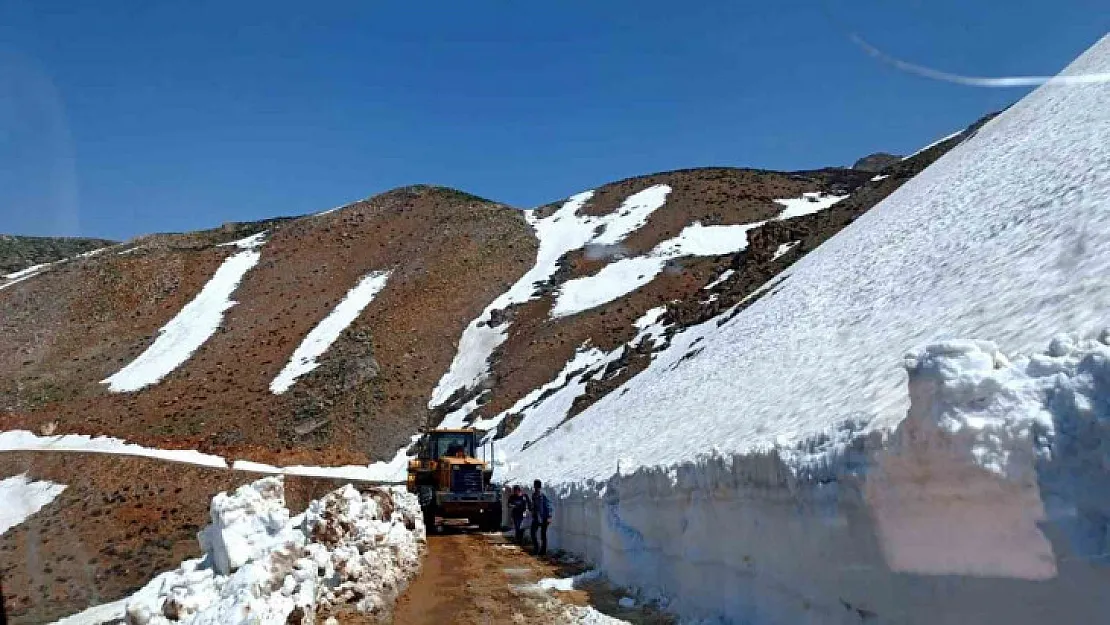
[270,270,392,394]
[772,241,800,260]
[632,306,670,350]
[552,221,764,318]
[53,478,424,625]
[102,235,266,392]
[218,231,268,249]
[773,191,849,220]
[702,268,734,290]
[430,185,671,414]
[508,34,1110,485]
[0,474,66,535]
[871,174,890,182]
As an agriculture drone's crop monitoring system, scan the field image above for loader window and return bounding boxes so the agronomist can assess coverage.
[430,433,475,459]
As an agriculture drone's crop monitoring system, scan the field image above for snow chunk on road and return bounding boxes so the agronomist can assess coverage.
[773,191,848,220]
[0,474,65,535]
[430,185,671,414]
[56,477,424,625]
[508,34,1110,485]
[270,270,392,394]
[103,236,266,392]
[552,221,764,318]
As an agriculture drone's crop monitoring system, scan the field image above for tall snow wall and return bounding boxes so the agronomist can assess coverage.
[546,336,1110,624]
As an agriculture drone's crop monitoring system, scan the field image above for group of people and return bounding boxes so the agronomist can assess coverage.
[507,479,554,556]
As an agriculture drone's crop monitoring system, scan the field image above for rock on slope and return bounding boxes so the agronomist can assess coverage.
[505,34,1110,625]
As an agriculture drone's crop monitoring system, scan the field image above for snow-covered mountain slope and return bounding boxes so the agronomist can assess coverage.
[501,34,1110,625]
[508,34,1110,486]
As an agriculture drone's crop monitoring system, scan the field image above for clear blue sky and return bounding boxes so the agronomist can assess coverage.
[0,1,1105,240]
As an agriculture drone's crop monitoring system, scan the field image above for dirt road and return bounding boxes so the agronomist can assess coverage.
[392,527,673,625]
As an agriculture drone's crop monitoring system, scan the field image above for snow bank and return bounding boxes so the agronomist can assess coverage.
[54,477,424,625]
[430,185,671,415]
[0,474,66,535]
[270,270,391,394]
[103,234,266,392]
[552,220,765,317]
[540,330,1110,623]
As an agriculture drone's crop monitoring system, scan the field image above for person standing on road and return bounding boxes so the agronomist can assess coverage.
[508,485,530,545]
[530,479,553,556]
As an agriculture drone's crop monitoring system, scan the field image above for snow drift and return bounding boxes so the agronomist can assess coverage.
[54,477,424,624]
[504,34,1110,624]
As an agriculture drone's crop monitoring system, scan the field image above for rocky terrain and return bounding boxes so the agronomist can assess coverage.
[0,235,118,276]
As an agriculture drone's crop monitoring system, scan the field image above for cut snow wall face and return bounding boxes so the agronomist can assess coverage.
[540,333,1110,624]
[865,340,1057,580]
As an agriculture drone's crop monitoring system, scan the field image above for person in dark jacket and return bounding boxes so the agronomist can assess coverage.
[529,479,553,556]
[507,485,530,544]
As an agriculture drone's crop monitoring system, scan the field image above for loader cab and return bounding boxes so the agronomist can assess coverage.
[419,429,478,460]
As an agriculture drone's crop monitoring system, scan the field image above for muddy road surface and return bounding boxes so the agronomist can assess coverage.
[392,526,673,625]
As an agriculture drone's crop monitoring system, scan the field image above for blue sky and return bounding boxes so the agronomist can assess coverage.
[0,1,1105,240]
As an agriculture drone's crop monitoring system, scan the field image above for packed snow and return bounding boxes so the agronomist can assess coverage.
[0,474,66,535]
[772,191,849,220]
[430,185,671,414]
[0,430,412,483]
[270,270,392,394]
[552,221,765,317]
[102,234,267,392]
[52,478,424,625]
[509,34,1110,485]
[871,174,890,182]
